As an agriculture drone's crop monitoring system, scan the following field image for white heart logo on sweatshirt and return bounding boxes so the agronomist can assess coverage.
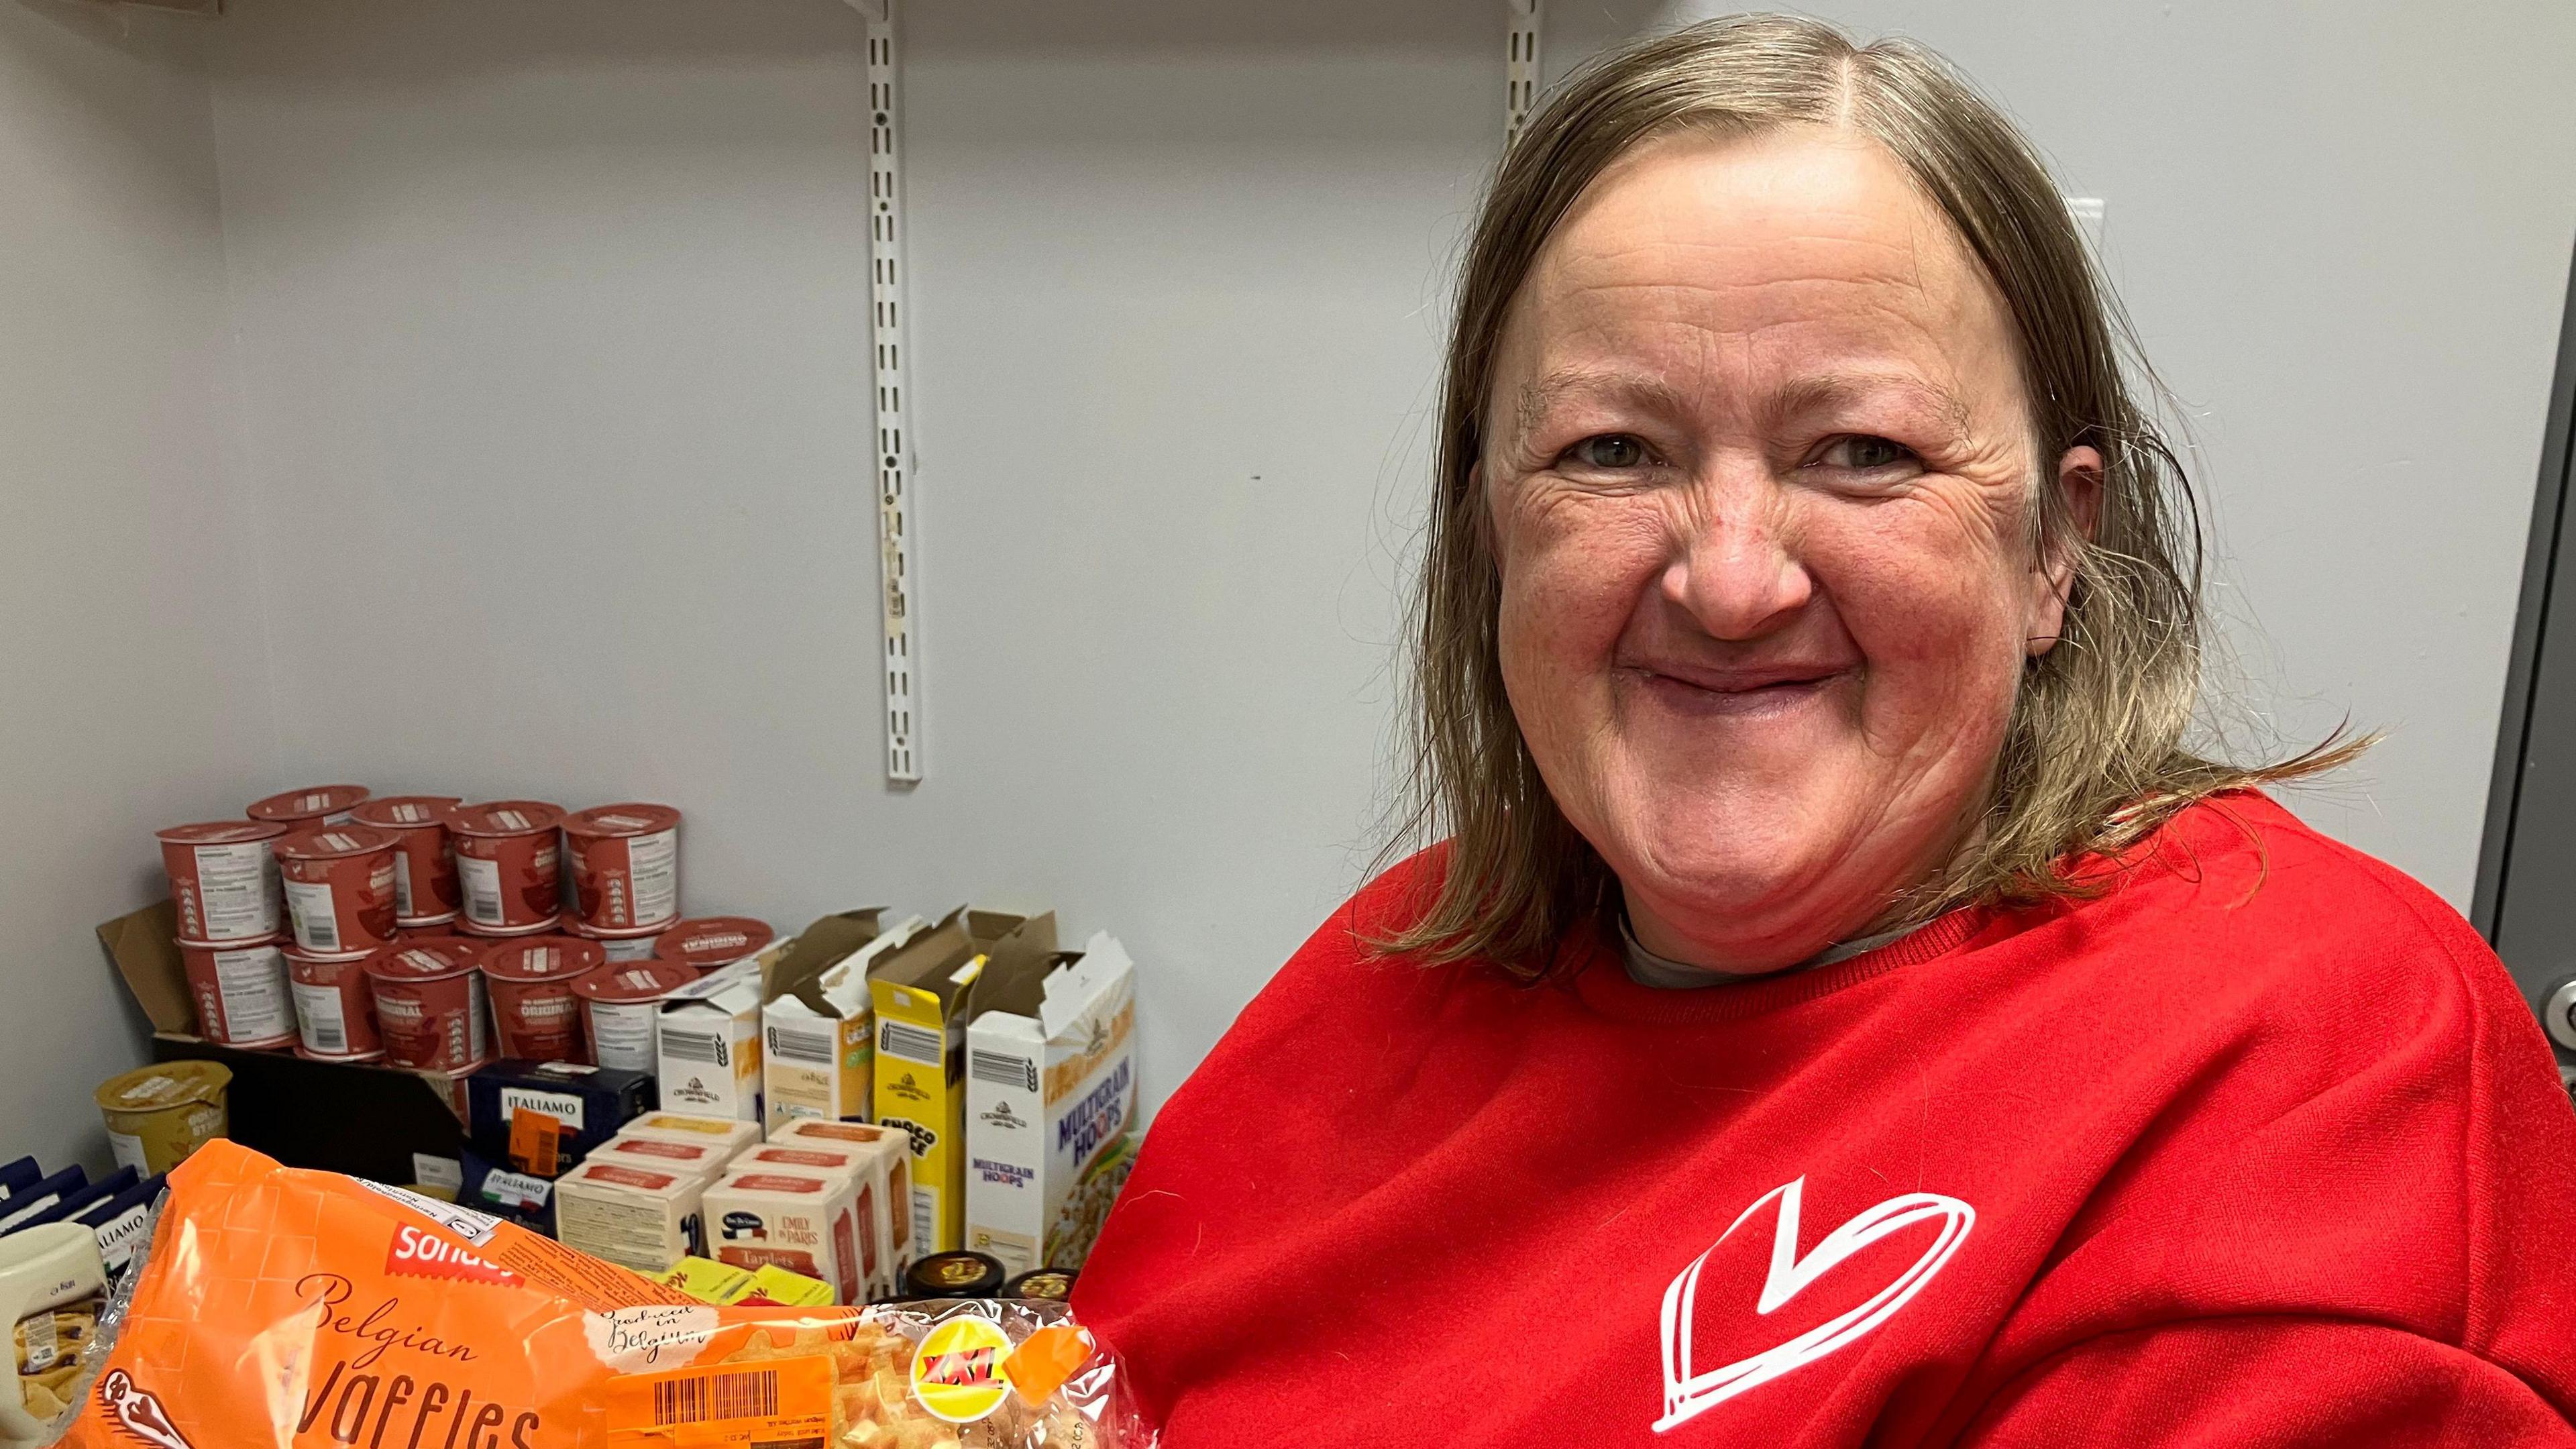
[1654,1176,1974,1433]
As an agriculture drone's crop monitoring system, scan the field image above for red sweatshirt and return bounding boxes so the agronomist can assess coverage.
[1075,796,2576,1446]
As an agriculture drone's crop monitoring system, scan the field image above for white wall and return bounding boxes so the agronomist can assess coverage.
[123,0,2576,1118]
[204,0,1493,1116]
[0,0,274,1170]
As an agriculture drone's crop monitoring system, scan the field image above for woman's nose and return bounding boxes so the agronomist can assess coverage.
[1658,490,1814,641]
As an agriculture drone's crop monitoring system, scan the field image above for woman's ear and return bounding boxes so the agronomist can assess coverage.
[2026,444,2104,658]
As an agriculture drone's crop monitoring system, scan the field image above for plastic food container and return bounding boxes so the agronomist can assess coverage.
[571,958,695,1073]
[176,938,295,1049]
[245,784,370,831]
[363,941,490,1071]
[274,826,401,957]
[286,945,384,1060]
[349,795,462,926]
[561,804,682,932]
[93,1061,231,1175]
[566,915,668,963]
[156,820,287,944]
[480,935,606,1063]
[446,801,566,934]
[653,916,775,974]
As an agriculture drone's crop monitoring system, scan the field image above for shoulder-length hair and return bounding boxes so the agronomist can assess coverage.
[1379,14,2360,973]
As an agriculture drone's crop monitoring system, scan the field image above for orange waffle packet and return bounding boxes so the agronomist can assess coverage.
[52,1141,1148,1449]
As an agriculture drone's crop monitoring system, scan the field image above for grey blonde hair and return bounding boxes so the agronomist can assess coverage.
[1380,14,2361,972]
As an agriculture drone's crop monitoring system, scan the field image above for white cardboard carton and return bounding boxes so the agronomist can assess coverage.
[588,1134,730,1186]
[553,1159,707,1274]
[731,1142,893,1298]
[702,1167,867,1307]
[769,1118,914,1277]
[761,915,926,1135]
[657,957,769,1123]
[963,930,1137,1276]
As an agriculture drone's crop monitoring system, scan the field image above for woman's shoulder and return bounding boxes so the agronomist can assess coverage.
[2082,791,2528,1059]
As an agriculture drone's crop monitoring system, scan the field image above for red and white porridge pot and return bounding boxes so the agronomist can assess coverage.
[350,794,462,926]
[445,800,566,934]
[246,784,371,831]
[285,944,384,1060]
[653,916,775,974]
[480,935,606,1063]
[566,914,669,963]
[364,940,490,1071]
[571,957,695,1073]
[274,826,401,957]
[561,804,682,932]
[177,937,295,1049]
[157,819,287,944]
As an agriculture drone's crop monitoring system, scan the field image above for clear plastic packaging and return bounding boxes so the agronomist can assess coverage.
[47,1140,1151,1448]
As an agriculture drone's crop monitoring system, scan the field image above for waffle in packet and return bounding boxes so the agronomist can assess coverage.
[48,1140,1151,1448]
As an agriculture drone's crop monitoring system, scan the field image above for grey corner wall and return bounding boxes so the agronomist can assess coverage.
[0,0,275,1170]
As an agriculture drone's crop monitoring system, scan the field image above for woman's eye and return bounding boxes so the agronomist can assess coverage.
[1566,434,1648,470]
[1819,435,1917,471]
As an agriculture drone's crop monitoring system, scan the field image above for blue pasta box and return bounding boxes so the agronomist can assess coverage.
[465,1059,656,1178]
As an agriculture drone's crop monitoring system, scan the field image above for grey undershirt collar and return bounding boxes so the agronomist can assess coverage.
[1617,901,1916,989]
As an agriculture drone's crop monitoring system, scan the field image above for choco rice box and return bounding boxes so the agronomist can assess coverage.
[865,908,1057,1256]
[962,931,1137,1276]
[761,911,924,1134]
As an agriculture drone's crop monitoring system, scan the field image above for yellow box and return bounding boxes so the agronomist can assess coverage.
[867,908,1055,1256]
[649,1255,754,1305]
[744,1264,835,1307]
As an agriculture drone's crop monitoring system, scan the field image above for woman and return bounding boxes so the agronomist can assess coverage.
[1075,16,2576,1446]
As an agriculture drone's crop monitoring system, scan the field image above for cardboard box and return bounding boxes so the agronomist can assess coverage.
[730,1141,892,1297]
[770,1118,914,1275]
[866,908,1057,1255]
[621,1112,761,1158]
[963,931,1137,1276]
[761,913,926,1134]
[99,902,466,1183]
[554,1158,707,1274]
[655,955,773,1123]
[702,1168,867,1306]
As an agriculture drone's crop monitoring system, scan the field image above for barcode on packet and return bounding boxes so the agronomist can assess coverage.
[313,1020,345,1053]
[767,1025,834,1066]
[911,1189,933,1248]
[306,916,337,952]
[660,1030,725,1066]
[651,1368,778,1426]
[969,1051,1035,1091]
[878,1020,943,1065]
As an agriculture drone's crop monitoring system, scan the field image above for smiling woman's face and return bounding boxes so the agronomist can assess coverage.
[1484,124,2098,972]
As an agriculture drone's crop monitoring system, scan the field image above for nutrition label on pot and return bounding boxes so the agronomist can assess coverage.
[193,841,279,939]
[627,829,678,924]
[284,878,339,951]
[292,980,348,1054]
[459,855,504,926]
[217,947,293,1042]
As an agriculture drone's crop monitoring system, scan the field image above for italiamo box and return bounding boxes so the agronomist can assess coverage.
[963,932,1136,1277]
[865,908,1057,1256]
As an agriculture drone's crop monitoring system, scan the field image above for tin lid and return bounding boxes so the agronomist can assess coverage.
[445,800,566,838]
[562,804,682,840]
[654,918,775,971]
[363,941,486,983]
[480,936,607,983]
[562,914,669,942]
[571,958,696,1004]
[158,819,290,847]
[247,786,372,824]
[1003,1268,1077,1303]
[904,1251,1006,1299]
[94,1061,231,1114]
[350,795,462,830]
[274,825,398,862]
